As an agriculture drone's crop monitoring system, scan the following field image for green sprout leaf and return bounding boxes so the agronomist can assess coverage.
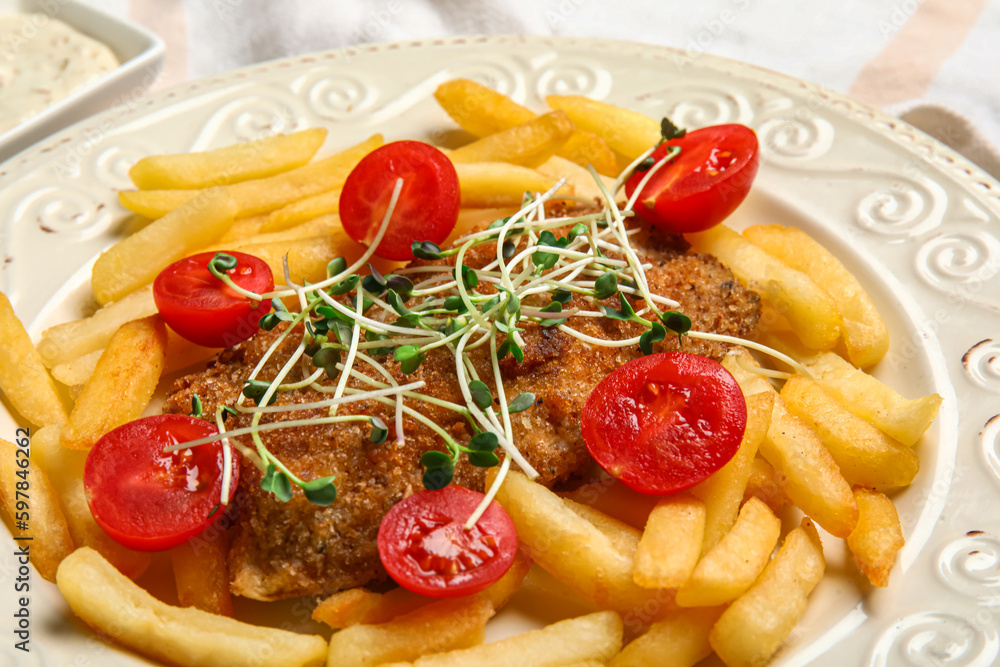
[208,252,237,273]
[453,265,479,289]
[594,273,619,300]
[506,294,521,316]
[468,450,500,468]
[369,416,388,444]
[259,313,281,330]
[365,330,392,356]
[634,156,656,172]
[661,310,692,345]
[502,241,516,260]
[639,321,666,356]
[497,337,524,363]
[190,394,203,418]
[660,116,687,142]
[480,295,501,314]
[328,274,359,296]
[507,392,536,414]
[443,295,468,313]
[394,345,426,374]
[394,313,421,329]
[568,223,588,241]
[385,275,414,299]
[361,264,387,294]
[386,289,412,317]
[242,379,277,406]
[599,293,637,321]
[207,504,221,519]
[326,256,347,279]
[468,431,499,452]
[468,381,493,410]
[301,476,338,506]
[221,406,238,423]
[411,241,444,260]
[420,451,454,490]
[551,290,573,305]
[260,464,292,502]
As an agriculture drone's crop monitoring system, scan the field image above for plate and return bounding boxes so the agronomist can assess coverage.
[1,35,999,667]
[0,0,165,163]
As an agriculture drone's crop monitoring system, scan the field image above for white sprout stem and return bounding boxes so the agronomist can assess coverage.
[276,367,326,391]
[624,146,680,213]
[167,414,373,452]
[328,291,366,416]
[488,329,514,444]
[689,332,814,379]
[236,381,425,415]
[465,451,511,529]
[317,290,429,337]
[611,144,658,198]
[557,324,643,348]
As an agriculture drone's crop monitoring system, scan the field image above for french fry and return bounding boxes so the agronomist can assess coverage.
[690,391,774,553]
[743,457,791,514]
[709,520,826,667]
[546,95,660,163]
[259,188,341,233]
[760,331,942,447]
[781,376,919,490]
[536,156,619,204]
[449,111,575,169]
[172,529,233,616]
[38,285,158,369]
[50,349,102,388]
[560,478,659,530]
[326,596,493,667]
[93,187,237,304]
[57,547,327,667]
[743,224,890,368]
[60,316,167,450]
[609,606,723,667]
[0,437,74,581]
[633,495,705,589]
[224,212,343,250]
[130,128,328,190]
[455,162,559,208]
[490,469,676,618]
[847,487,905,587]
[434,79,618,175]
[217,214,270,243]
[563,498,641,557]
[387,611,623,667]
[687,225,841,350]
[675,498,781,607]
[723,350,858,538]
[31,426,151,580]
[119,134,383,219]
[0,292,68,426]
[313,550,531,628]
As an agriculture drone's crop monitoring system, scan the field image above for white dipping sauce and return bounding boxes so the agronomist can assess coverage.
[0,13,119,134]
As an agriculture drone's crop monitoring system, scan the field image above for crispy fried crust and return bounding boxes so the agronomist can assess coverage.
[163,221,759,600]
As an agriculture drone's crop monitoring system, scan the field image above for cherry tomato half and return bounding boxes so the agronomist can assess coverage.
[624,124,759,234]
[340,141,460,261]
[377,485,518,597]
[582,352,747,496]
[153,251,274,348]
[84,415,239,552]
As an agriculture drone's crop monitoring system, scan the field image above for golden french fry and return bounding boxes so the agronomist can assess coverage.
[690,391,774,553]
[217,214,270,243]
[760,331,942,447]
[633,495,705,589]
[326,596,493,667]
[60,316,167,450]
[0,293,68,426]
[536,156,619,204]
[93,187,237,304]
[38,285,158,369]
[676,498,781,607]
[743,224,890,368]
[781,376,919,490]
[57,547,327,667]
[455,162,560,208]
[392,611,623,667]
[546,94,660,163]
[130,128,328,190]
[172,530,233,616]
[0,437,74,581]
[743,457,791,514]
[609,606,723,667]
[723,350,858,538]
[490,469,676,618]
[563,498,641,557]
[560,478,659,530]
[259,188,341,233]
[709,520,826,667]
[687,225,841,350]
[450,111,575,169]
[224,213,343,251]
[50,349,102,388]
[847,487,905,587]
[119,134,383,219]
[434,79,618,175]
[31,426,151,580]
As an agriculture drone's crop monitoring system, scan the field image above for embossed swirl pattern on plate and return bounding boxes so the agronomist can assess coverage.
[871,611,1000,667]
[94,145,150,190]
[962,340,1000,393]
[189,93,309,151]
[984,415,1000,486]
[533,59,613,101]
[856,175,948,237]
[305,73,378,120]
[639,86,754,128]
[939,533,1000,600]
[14,186,113,238]
[916,230,1000,296]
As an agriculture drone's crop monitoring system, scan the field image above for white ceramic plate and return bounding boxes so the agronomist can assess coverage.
[1,36,999,667]
[0,0,165,163]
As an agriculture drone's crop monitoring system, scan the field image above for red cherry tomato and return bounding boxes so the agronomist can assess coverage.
[340,141,460,261]
[624,124,759,233]
[153,251,274,348]
[84,415,239,552]
[582,352,747,496]
[377,485,518,597]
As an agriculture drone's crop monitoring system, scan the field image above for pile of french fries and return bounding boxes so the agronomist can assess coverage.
[0,78,942,667]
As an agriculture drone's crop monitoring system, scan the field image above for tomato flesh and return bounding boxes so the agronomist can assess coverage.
[84,415,239,552]
[582,352,747,495]
[340,141,460,261]
[624,124,759,234]
[377,485,517,597]
[153,250,274,348]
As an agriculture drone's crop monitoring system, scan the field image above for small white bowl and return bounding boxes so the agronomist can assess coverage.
[0,0,165,162]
